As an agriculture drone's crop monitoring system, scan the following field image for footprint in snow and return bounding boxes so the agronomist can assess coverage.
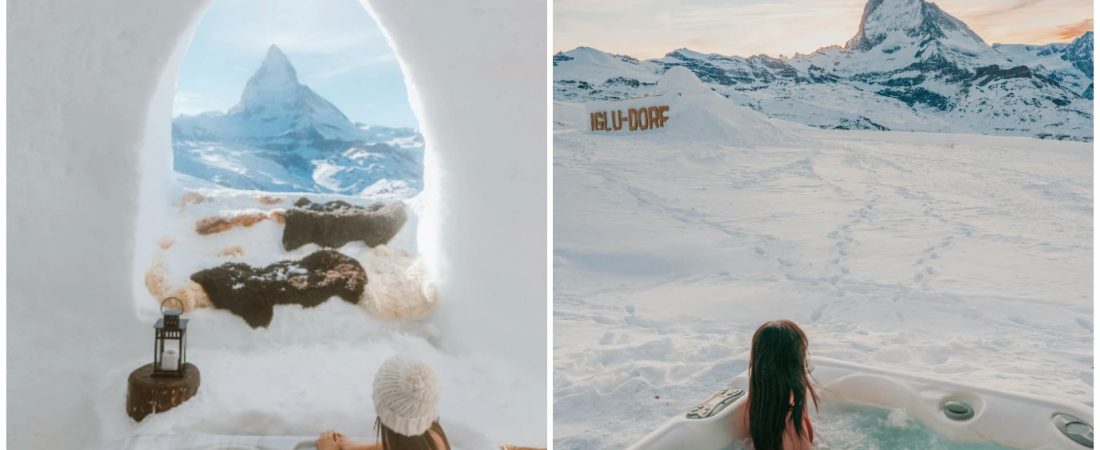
[810,304,826,322]
[873,346,912,364]
[1075,318,1092,331]
[921,351,949,365]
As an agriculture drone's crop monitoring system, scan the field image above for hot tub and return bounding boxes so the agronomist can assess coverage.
[626,357,1093,450]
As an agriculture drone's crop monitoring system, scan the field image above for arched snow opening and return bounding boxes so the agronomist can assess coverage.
[9,0,546,448]
[137,0,429,323]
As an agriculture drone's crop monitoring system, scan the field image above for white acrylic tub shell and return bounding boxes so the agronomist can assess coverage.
[102,433,482,450]
[627,356,1093,450]
[101,434,324,450]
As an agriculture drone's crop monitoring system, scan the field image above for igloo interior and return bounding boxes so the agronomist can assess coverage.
[8,0,548,448]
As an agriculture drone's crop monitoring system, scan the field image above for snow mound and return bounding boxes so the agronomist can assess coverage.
[652,66,711,96]
[587,67,803,147]
[657,68,801,146]
[662,92,803,147]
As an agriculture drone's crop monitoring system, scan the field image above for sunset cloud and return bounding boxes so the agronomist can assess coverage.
[1053,18,1094,40]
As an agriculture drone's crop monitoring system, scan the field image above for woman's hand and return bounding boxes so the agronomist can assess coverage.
[316,430,344,450]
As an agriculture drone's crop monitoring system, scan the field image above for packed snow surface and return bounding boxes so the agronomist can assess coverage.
[553,100,1092,448]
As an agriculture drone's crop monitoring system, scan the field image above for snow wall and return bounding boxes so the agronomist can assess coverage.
[8,0,547,448]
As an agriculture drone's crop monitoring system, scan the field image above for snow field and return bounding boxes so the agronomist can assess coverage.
[553,111,1092,449]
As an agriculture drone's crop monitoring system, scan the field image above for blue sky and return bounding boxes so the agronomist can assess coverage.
[555,0,1092,58]
[174,0,418,128]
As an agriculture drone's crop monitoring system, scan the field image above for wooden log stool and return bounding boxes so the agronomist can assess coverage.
[126,363,201,421]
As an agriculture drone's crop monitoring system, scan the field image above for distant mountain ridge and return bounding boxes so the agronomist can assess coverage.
[994,32,1093,97]
[173,45,423,197]
[553,0,1093,140]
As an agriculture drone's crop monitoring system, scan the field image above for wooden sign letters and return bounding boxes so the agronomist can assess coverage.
[590,105,670,132]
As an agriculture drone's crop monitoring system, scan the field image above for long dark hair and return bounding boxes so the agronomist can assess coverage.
[747,320,819,450]
[376,419,450,450]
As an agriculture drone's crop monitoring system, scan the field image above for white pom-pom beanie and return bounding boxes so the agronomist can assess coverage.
[373,356,440,436]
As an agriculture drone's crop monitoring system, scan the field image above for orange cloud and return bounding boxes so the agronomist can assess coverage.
[1053,18,1093,40]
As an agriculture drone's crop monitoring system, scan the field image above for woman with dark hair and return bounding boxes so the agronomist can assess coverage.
[736,320,820,450]
[317,357,450,450]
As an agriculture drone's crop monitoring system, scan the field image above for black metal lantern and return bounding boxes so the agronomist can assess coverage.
[153,297,188,377]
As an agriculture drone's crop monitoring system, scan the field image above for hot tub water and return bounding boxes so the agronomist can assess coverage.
[722,403,1017,450]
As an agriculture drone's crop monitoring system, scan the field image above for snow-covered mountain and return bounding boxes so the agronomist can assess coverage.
[994,31,1093,99]
[173,45,424,197]
[553,0,1093,140]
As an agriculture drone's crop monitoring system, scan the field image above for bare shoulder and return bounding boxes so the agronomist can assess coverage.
[730,404,750,439]
[431,428,449,450]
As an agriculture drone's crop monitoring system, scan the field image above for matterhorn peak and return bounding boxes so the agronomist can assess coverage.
[265,44,290,60]
[845,0,986,52]
[231,44,301,114]
[257,44,298,84]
